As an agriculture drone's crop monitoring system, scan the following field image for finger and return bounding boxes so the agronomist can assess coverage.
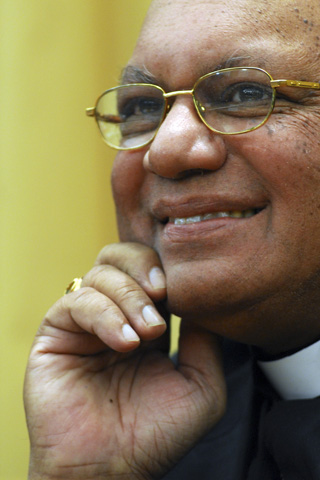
[82,265,167,341]
[95,243,166,302]
[36,287,146,355]
[139,305,171,354]
[177,320,227,424]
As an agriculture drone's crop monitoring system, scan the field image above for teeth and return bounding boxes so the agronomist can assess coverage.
[170,210,257,225]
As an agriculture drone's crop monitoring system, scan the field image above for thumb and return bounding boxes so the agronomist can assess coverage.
[177,319,227,424]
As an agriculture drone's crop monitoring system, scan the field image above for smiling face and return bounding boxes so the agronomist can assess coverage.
[111,0,320,353]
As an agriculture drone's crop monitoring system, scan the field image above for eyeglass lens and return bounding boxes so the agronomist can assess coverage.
[96,85,166,149]
[95,68,275,149]
[195,68,274,134]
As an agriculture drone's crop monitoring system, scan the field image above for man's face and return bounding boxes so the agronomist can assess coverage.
[112,0,320,353]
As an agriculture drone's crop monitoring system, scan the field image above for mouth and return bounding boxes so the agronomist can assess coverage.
[168,208,263,225]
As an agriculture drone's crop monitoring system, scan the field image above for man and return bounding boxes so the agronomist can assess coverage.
[24,0,320,478]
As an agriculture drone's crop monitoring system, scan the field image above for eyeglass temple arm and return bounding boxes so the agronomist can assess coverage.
[86,107,122,124]
[271,79,320,89]
[86,107,95,116]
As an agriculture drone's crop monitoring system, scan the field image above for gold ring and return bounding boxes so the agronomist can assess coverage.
[65,277,83,294]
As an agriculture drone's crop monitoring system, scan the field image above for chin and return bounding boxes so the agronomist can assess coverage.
[165,268,253,321]
[162,262,286,346]
[164,264,320,354]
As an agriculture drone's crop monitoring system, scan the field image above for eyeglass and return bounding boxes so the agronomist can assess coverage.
[86,66,320,151]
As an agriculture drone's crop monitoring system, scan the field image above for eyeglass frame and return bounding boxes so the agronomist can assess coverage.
[86,66,320,151]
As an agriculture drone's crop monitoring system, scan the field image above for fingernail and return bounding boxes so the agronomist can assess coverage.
[149,267,166,289]
[142,305,166,327]
[122,324,140,342]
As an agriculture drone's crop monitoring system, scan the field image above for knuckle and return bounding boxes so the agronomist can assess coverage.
[72,286,97,307]
[72,288,121,331]
[95,243,118,265]
[82,264,116,288]
[115,282,143,303]
[95,242,160,270]
[83,265,147,304]
[95,304,119,329]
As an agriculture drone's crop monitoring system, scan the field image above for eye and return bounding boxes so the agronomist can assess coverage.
[119,97,164,118]
[222,82,273,104]
[117,94,165,141]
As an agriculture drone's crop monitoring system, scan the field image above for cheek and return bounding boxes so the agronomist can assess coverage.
[112,152,144,202]
[240,121,320,201]
[111,151,152,242]
[239,123,320,257]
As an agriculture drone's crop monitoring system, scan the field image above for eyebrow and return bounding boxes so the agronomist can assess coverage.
[121,65,158,85]
[120,53,270,87]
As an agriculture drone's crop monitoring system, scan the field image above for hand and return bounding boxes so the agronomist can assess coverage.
[24,243,226,480]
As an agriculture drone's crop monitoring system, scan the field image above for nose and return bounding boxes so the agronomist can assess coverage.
[143,97,227,179]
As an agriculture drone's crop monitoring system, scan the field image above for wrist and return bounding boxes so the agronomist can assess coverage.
[28,459,148,480]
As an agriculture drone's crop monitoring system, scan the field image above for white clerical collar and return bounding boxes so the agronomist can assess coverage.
[258,339,320,400]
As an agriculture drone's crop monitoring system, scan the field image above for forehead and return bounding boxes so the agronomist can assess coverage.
[142,0,320,38]
[129,0,320,86]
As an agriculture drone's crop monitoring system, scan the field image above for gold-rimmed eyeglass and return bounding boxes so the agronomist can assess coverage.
[86,66,320,151]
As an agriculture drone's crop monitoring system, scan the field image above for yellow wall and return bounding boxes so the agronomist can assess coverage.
[1,1,152,478]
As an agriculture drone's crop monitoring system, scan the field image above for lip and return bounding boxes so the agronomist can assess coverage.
[150,194,269,246]
[163,210,265,241]
[151,194,268,224]
[169,209,260,224]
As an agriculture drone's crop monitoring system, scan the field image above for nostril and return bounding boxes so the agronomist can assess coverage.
[174,168,209,180]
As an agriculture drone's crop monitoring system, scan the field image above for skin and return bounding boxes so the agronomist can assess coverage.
[24,1,320,479]
[24,244,226,479]
[113,0,320,354]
